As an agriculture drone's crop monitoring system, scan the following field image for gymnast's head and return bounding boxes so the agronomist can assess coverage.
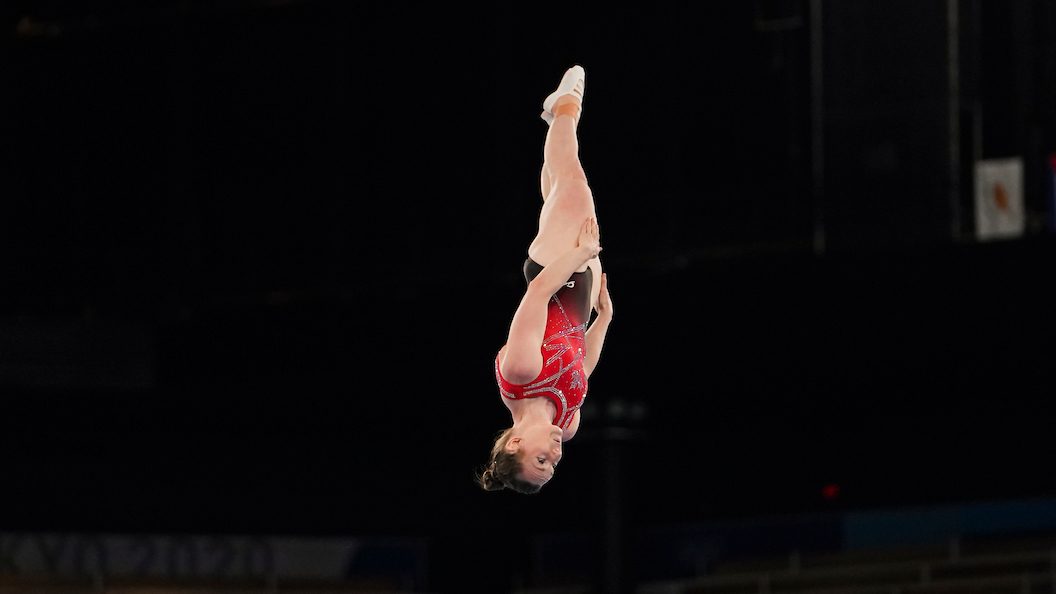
[477,424,563,494]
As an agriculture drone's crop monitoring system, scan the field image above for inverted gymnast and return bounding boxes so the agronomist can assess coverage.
[478,65,614,494]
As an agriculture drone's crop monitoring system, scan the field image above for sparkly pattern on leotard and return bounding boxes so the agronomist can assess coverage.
[495,286,589,430]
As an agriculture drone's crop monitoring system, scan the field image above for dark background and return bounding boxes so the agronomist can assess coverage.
[3,0,1056,591]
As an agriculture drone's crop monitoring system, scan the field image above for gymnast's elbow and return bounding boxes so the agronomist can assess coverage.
[501,355,539,385]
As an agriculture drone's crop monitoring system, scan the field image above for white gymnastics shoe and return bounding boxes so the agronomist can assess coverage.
[540,64,585,125]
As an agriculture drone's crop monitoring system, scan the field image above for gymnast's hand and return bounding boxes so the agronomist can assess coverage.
[594,272,613,320]
[577,216,602,259]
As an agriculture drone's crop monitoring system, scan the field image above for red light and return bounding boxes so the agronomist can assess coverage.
[822,483,840,500]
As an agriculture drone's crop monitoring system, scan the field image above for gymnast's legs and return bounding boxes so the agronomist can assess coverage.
[529,67,603,313]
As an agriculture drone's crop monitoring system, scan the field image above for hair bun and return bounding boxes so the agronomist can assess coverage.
[479,467,505,491]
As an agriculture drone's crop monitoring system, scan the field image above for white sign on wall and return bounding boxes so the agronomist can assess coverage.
[974,158,1025,241]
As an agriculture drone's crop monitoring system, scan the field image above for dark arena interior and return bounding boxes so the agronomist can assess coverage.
[4,1,1056,593]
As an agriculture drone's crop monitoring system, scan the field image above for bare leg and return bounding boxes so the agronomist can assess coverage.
[528,98,602,310]
[538,108,582,200]
[540,165,552,201]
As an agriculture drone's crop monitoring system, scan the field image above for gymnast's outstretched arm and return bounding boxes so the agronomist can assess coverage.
[583,272,612,379]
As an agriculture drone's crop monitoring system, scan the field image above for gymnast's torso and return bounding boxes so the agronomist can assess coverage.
[495,260,592,435]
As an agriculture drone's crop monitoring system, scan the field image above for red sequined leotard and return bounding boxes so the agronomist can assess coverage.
[494,261,592,430]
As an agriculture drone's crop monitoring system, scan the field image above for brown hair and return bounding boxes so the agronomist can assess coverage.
[476,428,541,494]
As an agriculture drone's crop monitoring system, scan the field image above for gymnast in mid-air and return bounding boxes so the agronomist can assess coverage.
[478,64,614,494]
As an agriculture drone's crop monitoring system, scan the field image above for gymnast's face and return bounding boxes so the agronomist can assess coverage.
[506,424,563,486]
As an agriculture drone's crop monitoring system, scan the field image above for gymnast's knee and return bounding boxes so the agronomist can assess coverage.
[548,163,589,187]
